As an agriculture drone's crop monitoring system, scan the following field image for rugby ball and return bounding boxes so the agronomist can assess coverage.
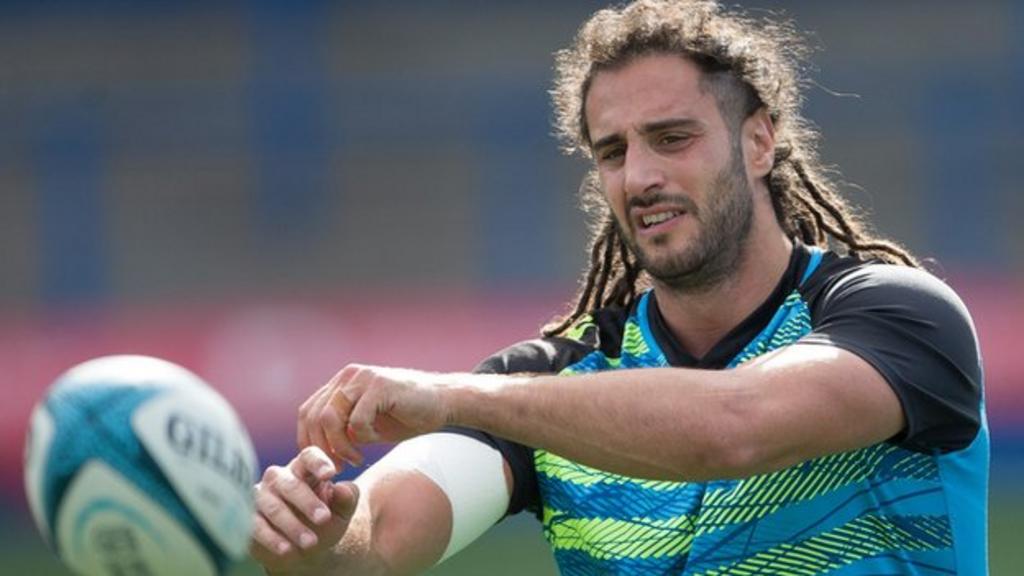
[24,355,258,576]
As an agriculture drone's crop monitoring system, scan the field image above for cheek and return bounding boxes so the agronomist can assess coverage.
[598,173,628,220]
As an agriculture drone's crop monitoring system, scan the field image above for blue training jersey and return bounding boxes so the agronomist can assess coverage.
[455,244,987,575]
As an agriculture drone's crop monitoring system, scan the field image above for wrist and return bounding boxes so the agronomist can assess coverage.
[440,374,475,429]
[442,373,527,431]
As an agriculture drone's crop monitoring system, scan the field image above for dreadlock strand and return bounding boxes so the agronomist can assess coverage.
[620,249,642,310]
[604,231,637,309]
[791,158,861,240]
[591,222,618,307]
[578,225,609,307]
[792,158,919,266]
[787,182,828,244]
[542,221,613,337]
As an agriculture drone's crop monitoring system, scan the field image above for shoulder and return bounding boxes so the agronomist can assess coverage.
[474,305,631,375]
[800,254,983,452]
[805,254,977,343]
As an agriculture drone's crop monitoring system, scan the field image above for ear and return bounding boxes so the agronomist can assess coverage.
[742,108,775,180]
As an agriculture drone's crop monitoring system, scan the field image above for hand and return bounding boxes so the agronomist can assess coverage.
[297,364,454,467]
[250,446,360,575]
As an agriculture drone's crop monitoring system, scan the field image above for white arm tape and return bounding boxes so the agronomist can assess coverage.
[374,432,509,563]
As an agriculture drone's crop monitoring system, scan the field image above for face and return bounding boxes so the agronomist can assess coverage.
[585,54,754,291]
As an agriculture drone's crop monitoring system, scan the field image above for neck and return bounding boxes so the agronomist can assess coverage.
[652,223,793,360]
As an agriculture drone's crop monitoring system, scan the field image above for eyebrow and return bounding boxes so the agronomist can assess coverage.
[591,117,703,152]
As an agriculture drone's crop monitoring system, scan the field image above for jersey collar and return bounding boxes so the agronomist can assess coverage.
[645,242,816,369]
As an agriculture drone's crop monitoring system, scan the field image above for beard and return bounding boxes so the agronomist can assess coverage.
[617,144,754,292]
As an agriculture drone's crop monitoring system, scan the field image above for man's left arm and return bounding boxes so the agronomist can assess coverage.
[305,265,980,482]
[302,345,898,483]
[448,343,903,481]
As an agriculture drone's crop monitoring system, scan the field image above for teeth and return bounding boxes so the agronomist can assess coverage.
[642,211,680,227]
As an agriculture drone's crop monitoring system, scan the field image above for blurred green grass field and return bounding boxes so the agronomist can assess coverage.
[6,493,1023,575]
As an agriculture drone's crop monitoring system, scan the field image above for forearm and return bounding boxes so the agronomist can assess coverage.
[447,346,902,481]
[338,468,450,575]
[321,497,386,576]
[320,346,902,485]
[449,368,750,481]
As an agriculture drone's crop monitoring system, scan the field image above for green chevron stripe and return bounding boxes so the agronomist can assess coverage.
[536,450,687,491]
[696,445,936,536]
[563,314,596,343]
[692,514,952,576]
[730,294,810,367]
[543,506,695,560]
[621,319,650,356]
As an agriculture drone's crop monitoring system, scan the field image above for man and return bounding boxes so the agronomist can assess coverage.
[250,1,987,574]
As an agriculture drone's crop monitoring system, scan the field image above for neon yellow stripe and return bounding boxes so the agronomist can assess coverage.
[696,444,934,536]
[621,320,649,356]
[690,515,951,576]
[563,315,595,342]
[543,506,694,561]
[535,450,689,492]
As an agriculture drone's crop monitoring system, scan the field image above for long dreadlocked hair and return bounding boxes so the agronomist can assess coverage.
[543,0,918,337]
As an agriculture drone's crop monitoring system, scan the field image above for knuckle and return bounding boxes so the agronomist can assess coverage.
[264,469,297,492]
[301,445,325,460]
[262,466,284,484]
[319,406,340,427]
[338,364,361,381]
[262,497,284,517]
[276,474,299,492]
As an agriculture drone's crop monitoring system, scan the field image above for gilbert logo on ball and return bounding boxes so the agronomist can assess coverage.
[24,355,258,576]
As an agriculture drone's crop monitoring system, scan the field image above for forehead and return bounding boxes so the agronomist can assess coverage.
[585,54,721,139]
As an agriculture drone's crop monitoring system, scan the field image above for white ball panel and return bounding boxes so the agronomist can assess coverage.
[24,403,56,544]
[56,460,217,576]
[133,389,257,559]
[56,355,207,392]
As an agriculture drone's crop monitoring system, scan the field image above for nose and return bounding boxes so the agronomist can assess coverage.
[622,142,666,199]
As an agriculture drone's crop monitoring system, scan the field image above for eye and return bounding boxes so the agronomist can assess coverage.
[598,145,626,163]
[658,132,690,146]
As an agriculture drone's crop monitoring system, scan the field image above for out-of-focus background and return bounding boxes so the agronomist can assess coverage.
[2,1,1021,574]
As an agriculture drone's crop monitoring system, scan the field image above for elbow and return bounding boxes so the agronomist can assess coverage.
[701,435,765,480]
[681,386,777,480]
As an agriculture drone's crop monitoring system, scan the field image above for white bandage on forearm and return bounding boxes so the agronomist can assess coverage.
[375,432,509,563]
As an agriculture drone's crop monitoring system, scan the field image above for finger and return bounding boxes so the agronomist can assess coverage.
[307,390,343,466]
[322,391,364,465]
[256,476,321,549]
[348,387,383,444]
[296,445,339,482]
[272,449,336,527]
[250,512,293,559]
[298,386,332,451]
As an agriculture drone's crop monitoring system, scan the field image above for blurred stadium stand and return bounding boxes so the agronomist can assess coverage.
[1,1,1021,573]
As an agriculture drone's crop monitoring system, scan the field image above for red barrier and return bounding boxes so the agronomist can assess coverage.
[3,280,1021,497]
[1,291,560,496]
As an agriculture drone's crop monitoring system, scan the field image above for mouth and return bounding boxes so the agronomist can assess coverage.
[637,209,686,232]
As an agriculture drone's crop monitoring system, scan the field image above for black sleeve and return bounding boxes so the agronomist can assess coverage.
[443,337,592,517]
[800,264,983,453]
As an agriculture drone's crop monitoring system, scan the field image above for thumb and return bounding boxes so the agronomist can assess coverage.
[328,481,360,518]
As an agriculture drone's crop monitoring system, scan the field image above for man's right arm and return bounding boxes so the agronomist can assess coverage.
[250,446,455,575]
[252,336,583,574]
[251,442,515,576]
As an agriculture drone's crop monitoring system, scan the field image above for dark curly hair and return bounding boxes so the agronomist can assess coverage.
[544,0,918,337]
